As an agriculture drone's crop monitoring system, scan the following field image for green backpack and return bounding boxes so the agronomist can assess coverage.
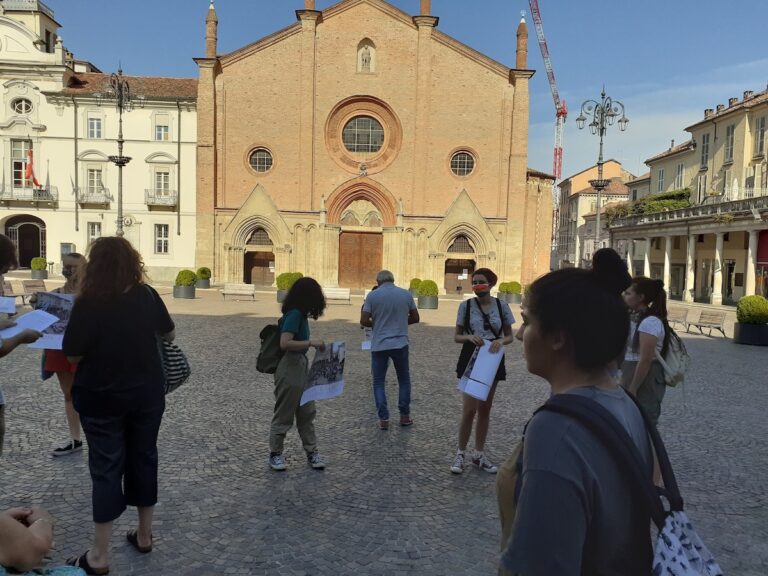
[256,321,284,374]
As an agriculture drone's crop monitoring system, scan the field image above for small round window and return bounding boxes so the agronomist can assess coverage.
[12,98,33,115]
[342,116,384,154]
[450,151,476,176]
[248,148,273,173]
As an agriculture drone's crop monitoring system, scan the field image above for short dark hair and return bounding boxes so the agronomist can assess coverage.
[281,276,327,320]
[472,268,498,287]
[527,268,629,371]
[0,234,18,271]
[591,247,631,295]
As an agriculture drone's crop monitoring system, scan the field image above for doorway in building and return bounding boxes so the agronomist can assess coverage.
[723,259,736,304]
[444,259,475,295]
[5,215,46,268]
[338,232,382,288]
[244,251,275,286]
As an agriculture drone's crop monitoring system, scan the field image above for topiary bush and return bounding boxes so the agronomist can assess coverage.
[509,281,522,294]
[497,282,513,293]
[417,279,438,297]
[276,272,303,291]
[31,257,47,271]
[175,269,197,286]
[196,267,212,280]
[409,278,422,291]
[736,295,768,325]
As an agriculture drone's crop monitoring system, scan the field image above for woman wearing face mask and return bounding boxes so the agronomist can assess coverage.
[450,268,515,474]
[32,253,86,457]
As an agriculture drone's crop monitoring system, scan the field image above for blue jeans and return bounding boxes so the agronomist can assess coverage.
[371,345,411,420]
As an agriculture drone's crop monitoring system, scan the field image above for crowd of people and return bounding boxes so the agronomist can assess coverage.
[1,231,680,574]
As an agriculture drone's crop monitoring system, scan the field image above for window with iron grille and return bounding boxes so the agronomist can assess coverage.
[247,228,273,246]
[450,151,476,176]
[11,140,32,187]
[725,124,735,162]
[155,224,169,254]
[342,116,384,154]
[248,149,273,173]
[447,235,473,253]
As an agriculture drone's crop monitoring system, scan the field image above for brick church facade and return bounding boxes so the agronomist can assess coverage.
[195,0,552,290]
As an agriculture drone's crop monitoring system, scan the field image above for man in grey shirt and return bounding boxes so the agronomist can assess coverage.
[360,270,419,430]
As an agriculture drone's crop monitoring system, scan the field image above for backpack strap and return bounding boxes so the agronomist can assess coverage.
[537,394,668,529]
[462,298,474,335]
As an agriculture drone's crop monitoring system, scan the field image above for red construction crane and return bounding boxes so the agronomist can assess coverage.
[528,0,566,251]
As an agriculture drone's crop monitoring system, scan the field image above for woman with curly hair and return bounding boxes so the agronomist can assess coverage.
[269,277,327,472]
[63,237,175,574]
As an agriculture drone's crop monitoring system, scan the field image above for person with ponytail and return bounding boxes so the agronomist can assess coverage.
[621,277,670,426]
[450,268,515,475]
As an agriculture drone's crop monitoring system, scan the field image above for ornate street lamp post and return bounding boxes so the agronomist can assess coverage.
[103,68,132,237]
[575,88,628,253]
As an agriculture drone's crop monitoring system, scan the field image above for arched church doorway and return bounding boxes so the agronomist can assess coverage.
[5,215,46,268]
[337,199,383,288]
[243,227,274,285]
[444,234,476,294]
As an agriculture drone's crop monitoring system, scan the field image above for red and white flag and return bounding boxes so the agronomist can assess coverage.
[25,149,40,187]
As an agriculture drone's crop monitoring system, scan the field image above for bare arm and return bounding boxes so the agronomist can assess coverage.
[0,507,53,572]
[360,311,373,328]
[0,329,42,358]
[407,308,420,325]
[280,331,324,352]
[454,325,484,346]
[628,332,658,395]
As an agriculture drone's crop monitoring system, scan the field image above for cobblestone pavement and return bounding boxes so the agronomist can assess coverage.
[0,289,765,575]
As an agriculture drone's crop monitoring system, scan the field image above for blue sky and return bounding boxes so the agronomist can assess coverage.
[47,0,768,180]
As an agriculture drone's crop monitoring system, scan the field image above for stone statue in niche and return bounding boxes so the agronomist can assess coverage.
[360,45,371,72]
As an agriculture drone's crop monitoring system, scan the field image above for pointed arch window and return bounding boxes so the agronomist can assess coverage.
[247,227,273,246]
[448,234,474,253]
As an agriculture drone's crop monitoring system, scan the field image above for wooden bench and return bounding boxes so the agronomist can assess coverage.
[667,307,691,331]
[2,281,29,306]
[687,309,727,337]
[22,280,47,295]
[220,283,256,301]
[324,287,352,305]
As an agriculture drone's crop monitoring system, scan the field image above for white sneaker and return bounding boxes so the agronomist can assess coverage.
[472,451,498,474]
[450,450,465,474]
[269,452,287,471]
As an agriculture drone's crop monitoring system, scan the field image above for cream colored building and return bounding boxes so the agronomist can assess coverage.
[195,0,553,291]
[0,1,198,281]
[555,159,634,267]
[611,88,768,303]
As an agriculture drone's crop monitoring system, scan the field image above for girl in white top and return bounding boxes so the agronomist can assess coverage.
[621,277,670,426]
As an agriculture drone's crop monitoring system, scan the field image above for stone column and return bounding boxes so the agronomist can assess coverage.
[663,236,672,289]
[643,237,652,277]
[711,232,724,305]
[684,234,696,302]
[223,245,230,283]
[296,9,321,211]
[746,229,758,296]
[412,15,438,213]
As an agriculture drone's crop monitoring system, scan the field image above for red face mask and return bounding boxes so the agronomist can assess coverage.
[472,283,490,294]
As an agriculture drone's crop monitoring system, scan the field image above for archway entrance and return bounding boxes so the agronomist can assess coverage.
[5,215,46,268]
[444,234,476,294]
[337,199,383,288]
[243,227,274,285]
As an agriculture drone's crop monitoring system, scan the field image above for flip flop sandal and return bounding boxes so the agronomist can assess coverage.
[126,528,153,553]
[66,551,110,575]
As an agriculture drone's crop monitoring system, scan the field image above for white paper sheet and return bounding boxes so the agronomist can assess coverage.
[457,340,504,401]
[27,334,64,350]
[24,293,74,350]
[301,341,346,406]
[0,296,16,314]
[361,327,372,350]
[0,310,58,340]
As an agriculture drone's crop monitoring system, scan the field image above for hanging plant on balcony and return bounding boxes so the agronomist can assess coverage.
[713,213,734,224]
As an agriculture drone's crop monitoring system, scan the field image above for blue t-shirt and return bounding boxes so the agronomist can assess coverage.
[281,308,309,341]
[362,283,417,351]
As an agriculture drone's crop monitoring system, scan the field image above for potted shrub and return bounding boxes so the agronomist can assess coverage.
[196,267,212,289]
[409,278,422,298]
[733,295,768,346]
[31,257,48,280]
[173,269,197,299]
[276,272,303,303]
[498,281,522,304]
[417,279,439,309]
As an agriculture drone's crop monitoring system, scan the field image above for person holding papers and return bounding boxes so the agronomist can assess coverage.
[450,268,514,475]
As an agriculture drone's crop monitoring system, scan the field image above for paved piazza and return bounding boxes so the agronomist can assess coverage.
[0,288,765,575]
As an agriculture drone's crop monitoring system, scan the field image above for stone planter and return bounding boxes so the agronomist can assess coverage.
[173,285,196,299]
[195,279,211,289]
[277,290,287,303]
[417,295,438,309]
[31,270,48,280]
[497,292,522,304]
[733,323,768,346]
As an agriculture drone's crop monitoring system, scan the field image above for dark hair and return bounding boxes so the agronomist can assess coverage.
[630,276,670,355]
[591,248,631,295]
[79,237,145,302]
[0,234,18,271]
[63,252,84,262]
[472,268,498,287]
[527,268,630,371]
[281,276,326,320]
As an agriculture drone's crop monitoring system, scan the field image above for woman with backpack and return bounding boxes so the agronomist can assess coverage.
[450,268,515,475]
[621,277,670,426]
[268,277,327,472]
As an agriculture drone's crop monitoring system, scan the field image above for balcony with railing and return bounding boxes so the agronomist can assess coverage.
[0,185,58,205]
[145,189,178,207]
[77,187,111,205]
